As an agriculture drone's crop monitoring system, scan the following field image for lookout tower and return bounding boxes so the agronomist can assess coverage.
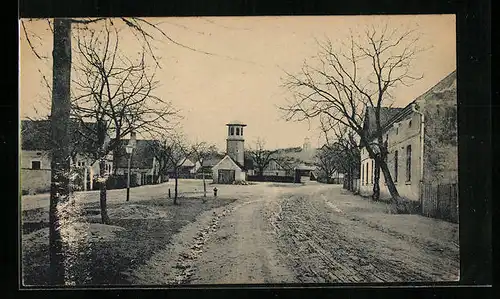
[226,120,247,165]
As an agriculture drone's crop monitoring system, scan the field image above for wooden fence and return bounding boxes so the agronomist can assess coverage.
[421,183,458,223]
[247,175,295,183]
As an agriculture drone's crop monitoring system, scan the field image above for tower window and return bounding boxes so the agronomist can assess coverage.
[236,127,240,135]
[230,127,234,135]
[241,127,243,135]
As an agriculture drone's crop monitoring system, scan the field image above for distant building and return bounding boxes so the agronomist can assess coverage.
[212,120,250,184]
[359,70,458,221]
[20,119,112,194]
[114,138,160,186]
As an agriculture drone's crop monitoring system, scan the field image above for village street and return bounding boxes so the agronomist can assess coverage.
[128,180,460,284]
[21,180,459,284]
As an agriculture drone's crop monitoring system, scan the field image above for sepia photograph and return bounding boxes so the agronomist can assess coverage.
[19,15,459,286]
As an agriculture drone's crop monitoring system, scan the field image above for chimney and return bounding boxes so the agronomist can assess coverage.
[129,131,137,147]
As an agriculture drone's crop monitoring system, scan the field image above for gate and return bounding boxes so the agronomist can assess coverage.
[421,183,458,223]
[218,169,235,184]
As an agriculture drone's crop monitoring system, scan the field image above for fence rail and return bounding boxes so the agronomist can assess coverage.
[247,175,295,183]
[421,183,458,223]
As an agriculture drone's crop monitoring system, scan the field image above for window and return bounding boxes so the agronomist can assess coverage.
[241,127,244,135]
[230,127,234,135]
[366,162,369,185]
[406,145,412,182]
[361,164,364,185]
[394,150,398,182]
[31,161,41,169]
[236,127,240,135]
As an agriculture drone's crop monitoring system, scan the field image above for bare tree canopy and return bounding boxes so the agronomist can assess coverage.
[247,138,278,176]
[71,22,180,162]
[190,142,218,199]
[149,132,192,204]
[281,24,426,202]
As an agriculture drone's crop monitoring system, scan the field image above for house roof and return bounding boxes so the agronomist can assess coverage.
[201,153,226,167]
[21,119,99,152]
[362,107,405,140]
[226,120,247,126]
[180,158,195,168]
[114,139,157,169]
[213,155,243,171]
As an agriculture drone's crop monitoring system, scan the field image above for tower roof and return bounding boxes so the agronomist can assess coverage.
[226,120,247,126]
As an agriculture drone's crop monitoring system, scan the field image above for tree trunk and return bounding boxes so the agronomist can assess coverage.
[202,170,207,202]
[49,18,72,285]
[99,159,110,224]
[363,139,401,202]
[372,157,381,201]
[379,159,401,202]
[174,170,179,205]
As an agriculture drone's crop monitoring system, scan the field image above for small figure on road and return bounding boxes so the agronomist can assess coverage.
[213,187,218,197]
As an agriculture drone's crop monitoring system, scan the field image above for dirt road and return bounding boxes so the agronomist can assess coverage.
[132,182,459,284]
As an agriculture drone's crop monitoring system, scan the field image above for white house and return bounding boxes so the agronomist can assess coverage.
[359,70,458,220]
[212,155,247,184]
[212,120,249,184]
[20,119,112,194]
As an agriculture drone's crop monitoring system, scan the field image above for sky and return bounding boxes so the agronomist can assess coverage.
[19,15,456,151]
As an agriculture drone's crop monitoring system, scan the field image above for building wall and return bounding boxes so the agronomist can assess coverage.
[21,169,51,194]
[21,150,114,193]
[21,150,51,170]
[359,113,422,202]
[226,139,245,165]
[212,156,244,183]
[21,151,52,194]
[420,85,458,185]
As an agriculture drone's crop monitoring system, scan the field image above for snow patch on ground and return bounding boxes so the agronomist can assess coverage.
[98,204,169,220]
[22,223,126,249]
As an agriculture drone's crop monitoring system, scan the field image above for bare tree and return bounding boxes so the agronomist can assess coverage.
[70,23,179,223]
[150,133,191,204]
[190,142,218,200]
[314,146,338,182]
[21,16,202,286]
[281,24,424,203]
[321,121,361,192]
[247,138,278,177]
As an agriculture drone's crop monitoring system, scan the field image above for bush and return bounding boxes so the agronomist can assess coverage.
[388,198,421,214]
[105,174,138,190]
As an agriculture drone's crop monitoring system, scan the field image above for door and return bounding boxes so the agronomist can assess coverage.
[218,169,235,184]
